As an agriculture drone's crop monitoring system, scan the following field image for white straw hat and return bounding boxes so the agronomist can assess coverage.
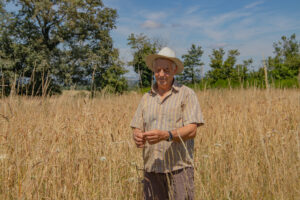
[145,47,184,74]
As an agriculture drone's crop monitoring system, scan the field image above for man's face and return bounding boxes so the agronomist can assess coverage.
[153,58,177,90]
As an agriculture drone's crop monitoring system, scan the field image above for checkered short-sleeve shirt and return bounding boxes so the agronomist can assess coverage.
[130,81,204,173]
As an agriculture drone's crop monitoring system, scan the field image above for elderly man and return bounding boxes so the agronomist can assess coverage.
[130,47,204,200]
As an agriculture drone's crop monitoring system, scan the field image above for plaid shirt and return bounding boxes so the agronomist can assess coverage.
[130,81,204,173]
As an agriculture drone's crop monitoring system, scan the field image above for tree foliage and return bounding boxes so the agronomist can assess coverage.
[0,0,127,96]
[127,33,164,88]
[207,48,237,82]
[179,44,204,84]
[267,33,300,79]
[206,48,256,87]
[235,58,253,83]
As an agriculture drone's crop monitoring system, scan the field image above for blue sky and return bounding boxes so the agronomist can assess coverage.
[102,0,300,78]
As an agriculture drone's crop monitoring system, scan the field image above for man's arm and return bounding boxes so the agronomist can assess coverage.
[170,123,197,142]
[143,123,198,145]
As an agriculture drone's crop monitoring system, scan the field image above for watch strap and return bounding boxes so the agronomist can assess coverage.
[167,131,173,141]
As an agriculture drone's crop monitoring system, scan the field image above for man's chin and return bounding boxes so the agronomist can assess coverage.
[157,81,167,86]
[157,82,171,89]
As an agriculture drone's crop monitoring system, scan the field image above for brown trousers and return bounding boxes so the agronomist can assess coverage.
[143,167,194,200]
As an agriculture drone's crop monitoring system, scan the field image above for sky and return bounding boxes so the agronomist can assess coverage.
[102,0,300,78]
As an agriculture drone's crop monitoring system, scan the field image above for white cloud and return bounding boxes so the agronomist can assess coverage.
[227,12,299,41]
[173,8,254,41]
[118,47,133,63]
[203,29,227,41]
[108,0,300,75]
[113,25,135,37]
[244,1,264,9]
[185,5,201,15]
[208,42,228,49]
[141,20,164,29]
[209,10,252,26]
[145,11,168,20]
[102,0,122,9]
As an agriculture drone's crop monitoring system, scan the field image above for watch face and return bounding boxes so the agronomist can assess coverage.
[168,131,173,141]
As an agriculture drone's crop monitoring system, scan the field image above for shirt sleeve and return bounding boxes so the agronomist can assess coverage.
[182,89,204,127]
[130,95,145,130]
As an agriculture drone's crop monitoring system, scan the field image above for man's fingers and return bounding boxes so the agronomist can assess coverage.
[139,130,162,145]
[147,137,159,142]
[134,136,145,142]
[133,132,144,138]
[143,131,155,136]
[135,138,145,145]
[148,140,158,145]
[136,141,145,148]
[134,133,145,139]
[135,138,144,143]
[145,135,158,140]
[148,138,158,142]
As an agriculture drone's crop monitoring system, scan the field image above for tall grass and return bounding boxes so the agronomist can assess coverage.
[0,89,299,199]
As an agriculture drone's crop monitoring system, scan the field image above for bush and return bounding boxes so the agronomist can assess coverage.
[272,78,299,88]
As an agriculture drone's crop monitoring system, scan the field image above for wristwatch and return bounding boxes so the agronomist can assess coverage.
[167,131,173,141]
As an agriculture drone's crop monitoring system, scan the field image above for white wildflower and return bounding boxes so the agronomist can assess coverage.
[128,177,135,182]
[0,154,7,160]
[99,156,106,161]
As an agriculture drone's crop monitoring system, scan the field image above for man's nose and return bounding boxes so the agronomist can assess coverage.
[159,69,165,76]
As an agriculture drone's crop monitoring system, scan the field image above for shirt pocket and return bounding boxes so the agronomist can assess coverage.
[143,103,159,130]
[162,100,183,130]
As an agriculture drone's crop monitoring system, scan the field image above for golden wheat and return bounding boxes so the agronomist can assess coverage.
[0,88,299,199]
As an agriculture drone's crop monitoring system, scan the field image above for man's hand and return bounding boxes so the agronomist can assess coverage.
[133,128,146,148]
[144,130,169,145]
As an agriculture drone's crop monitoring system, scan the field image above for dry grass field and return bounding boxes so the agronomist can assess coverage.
[0,89,299,199]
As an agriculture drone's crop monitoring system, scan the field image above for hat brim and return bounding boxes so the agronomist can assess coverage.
[145,54,184,75]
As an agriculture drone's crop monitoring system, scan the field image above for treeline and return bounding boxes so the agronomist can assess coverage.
[129,33,300,90]
[0,1,299,97]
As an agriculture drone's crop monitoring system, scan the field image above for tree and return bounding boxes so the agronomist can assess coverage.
[0,2,17,96]
[207,48,226,82]
[95,49,128,94]
[222,49,240,81]
[235,58,253,83]
[127,33,164,88]
[267,33,300,80]
[207,48,254,86]
[179,44,204,84]
[0,0,127,96]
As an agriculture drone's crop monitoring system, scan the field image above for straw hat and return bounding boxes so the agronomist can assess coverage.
[145,47,184,74]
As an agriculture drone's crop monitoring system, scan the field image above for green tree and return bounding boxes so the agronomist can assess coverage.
[127,33,163,88]
[96,49,128,94]
[180,44,204,84]
[222,49,240,82]
[207,48,254,87]
[235,58,253,83]
[0,0,127,96]
[267,33,300,80]
[0,2,17,96]
[207,48,225,82]
[207,48,227,82]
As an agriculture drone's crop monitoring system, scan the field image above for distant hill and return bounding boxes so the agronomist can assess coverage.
[125,77,139,88]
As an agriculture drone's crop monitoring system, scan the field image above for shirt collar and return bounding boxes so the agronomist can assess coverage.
[150,79,180,95]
